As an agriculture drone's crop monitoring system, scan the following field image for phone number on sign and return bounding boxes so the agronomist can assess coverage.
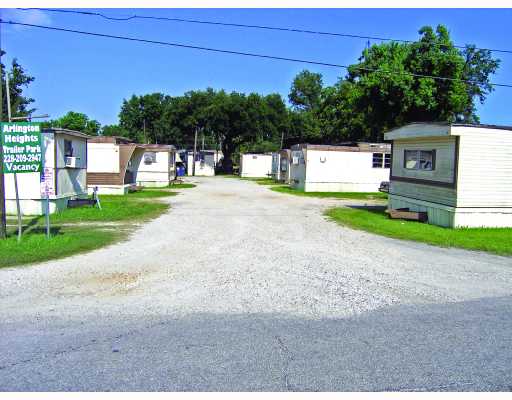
[3,154,42,163]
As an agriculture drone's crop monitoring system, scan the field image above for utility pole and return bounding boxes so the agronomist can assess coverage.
[0,39,6,239]
[280,130,285,149]
[192,126,198,176]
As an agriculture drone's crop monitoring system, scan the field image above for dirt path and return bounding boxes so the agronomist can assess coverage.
[1,177,511,391]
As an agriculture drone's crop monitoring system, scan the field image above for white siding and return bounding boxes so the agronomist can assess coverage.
[303,150,389,192]
[55,133,87,169]
[136,151,171,186]
[87,143,120,173]
[57,168,87,197]
[457,131,512,207]
[240,154,273,178]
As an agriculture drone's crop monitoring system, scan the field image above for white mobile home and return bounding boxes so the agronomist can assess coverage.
[290,143,391,192]
[183,150,217,176]
[136,144,176,187]
[4,128,90,215]
[87,136,145,194]
[385,122,512,228]
[239,153,273,178]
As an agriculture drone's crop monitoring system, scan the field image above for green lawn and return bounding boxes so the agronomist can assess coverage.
[1,190,175,268]
[325,207,512,256]
[221,175,280,185]
[0,227,123,269]
[271,185,388,200]
[167,183,196,189]
[246,177,281,185]
[50,190,175,223]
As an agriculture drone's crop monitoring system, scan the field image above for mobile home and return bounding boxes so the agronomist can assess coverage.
[290,143,391,192]
[87,136,145,194]
[385,122,512,228]
[136,144,176,187]
[181,150,217,176]
[239,153,273,178]
[271,150,292,183]
[3,128,90,215]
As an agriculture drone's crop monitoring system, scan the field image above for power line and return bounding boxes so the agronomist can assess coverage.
[2,19,511,89]
[17,7,512,55]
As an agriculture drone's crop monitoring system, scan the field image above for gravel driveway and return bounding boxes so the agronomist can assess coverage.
[1,177,511,391]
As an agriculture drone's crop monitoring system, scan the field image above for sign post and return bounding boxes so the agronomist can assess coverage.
[1,122,43,241]
[40,164,54,239]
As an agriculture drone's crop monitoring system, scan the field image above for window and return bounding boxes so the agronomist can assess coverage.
[384,154,391,168]
[64,139,73,157]
[372,153,383,168]
[144,152,157,165]
[404,150,436,171]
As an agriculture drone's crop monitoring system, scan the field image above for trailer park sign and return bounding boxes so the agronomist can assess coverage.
[1,122,43,173]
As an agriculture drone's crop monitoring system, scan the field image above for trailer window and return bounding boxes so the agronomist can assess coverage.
[372,153,384,168]
[404,150,435,171]
[144,152,157,165]
[384,154,391,168]
[64,139,73,157]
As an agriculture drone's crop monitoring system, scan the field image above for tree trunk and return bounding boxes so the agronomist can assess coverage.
[220,140,235,174]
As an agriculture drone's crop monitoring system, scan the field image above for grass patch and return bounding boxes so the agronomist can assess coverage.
[0,227,122,269]
[271,185,387,200]
[168,183,196,189]
[50,190,173,223]
[126,190,178,198]
[246,177,281,185]
[1,190,174,268]
[325,207,512,256]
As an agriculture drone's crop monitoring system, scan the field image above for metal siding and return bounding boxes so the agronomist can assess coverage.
[456,132,512,207]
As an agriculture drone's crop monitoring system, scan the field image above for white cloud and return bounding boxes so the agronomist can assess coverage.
[1,9,52,30]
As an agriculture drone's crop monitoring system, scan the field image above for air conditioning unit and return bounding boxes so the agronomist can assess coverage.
[65,156,80,168]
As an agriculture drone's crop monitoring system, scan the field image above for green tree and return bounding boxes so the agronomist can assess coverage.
[119,93,172,143]
[321,25,500,142]
[289,70,323,112]
[43,111,101,135]
[1,51,36,120]
[101,124,130,137]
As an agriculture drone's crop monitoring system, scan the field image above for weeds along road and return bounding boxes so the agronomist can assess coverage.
[1,177,511,391]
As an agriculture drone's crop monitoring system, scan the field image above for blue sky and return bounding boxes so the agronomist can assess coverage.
[1,8,511,126]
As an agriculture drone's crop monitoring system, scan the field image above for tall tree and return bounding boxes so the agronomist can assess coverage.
[322,25,500,142]
[1,51,36,120]
[119,93,171,143]
[289,70,323,112]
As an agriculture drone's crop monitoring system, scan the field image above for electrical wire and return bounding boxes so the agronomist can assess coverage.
[17,7,512,55]
[2,19,511,89]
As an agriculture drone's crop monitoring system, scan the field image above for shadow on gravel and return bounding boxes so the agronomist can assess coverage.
[1,296,512,391]
[347,205,387,212]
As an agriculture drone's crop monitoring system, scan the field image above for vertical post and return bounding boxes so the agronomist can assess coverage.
[280,130,285,149]
[41,135,50,239]
[45,195,50,238]
[5,71,22,242]
[192,126,198,177]
[0,35,7,239]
